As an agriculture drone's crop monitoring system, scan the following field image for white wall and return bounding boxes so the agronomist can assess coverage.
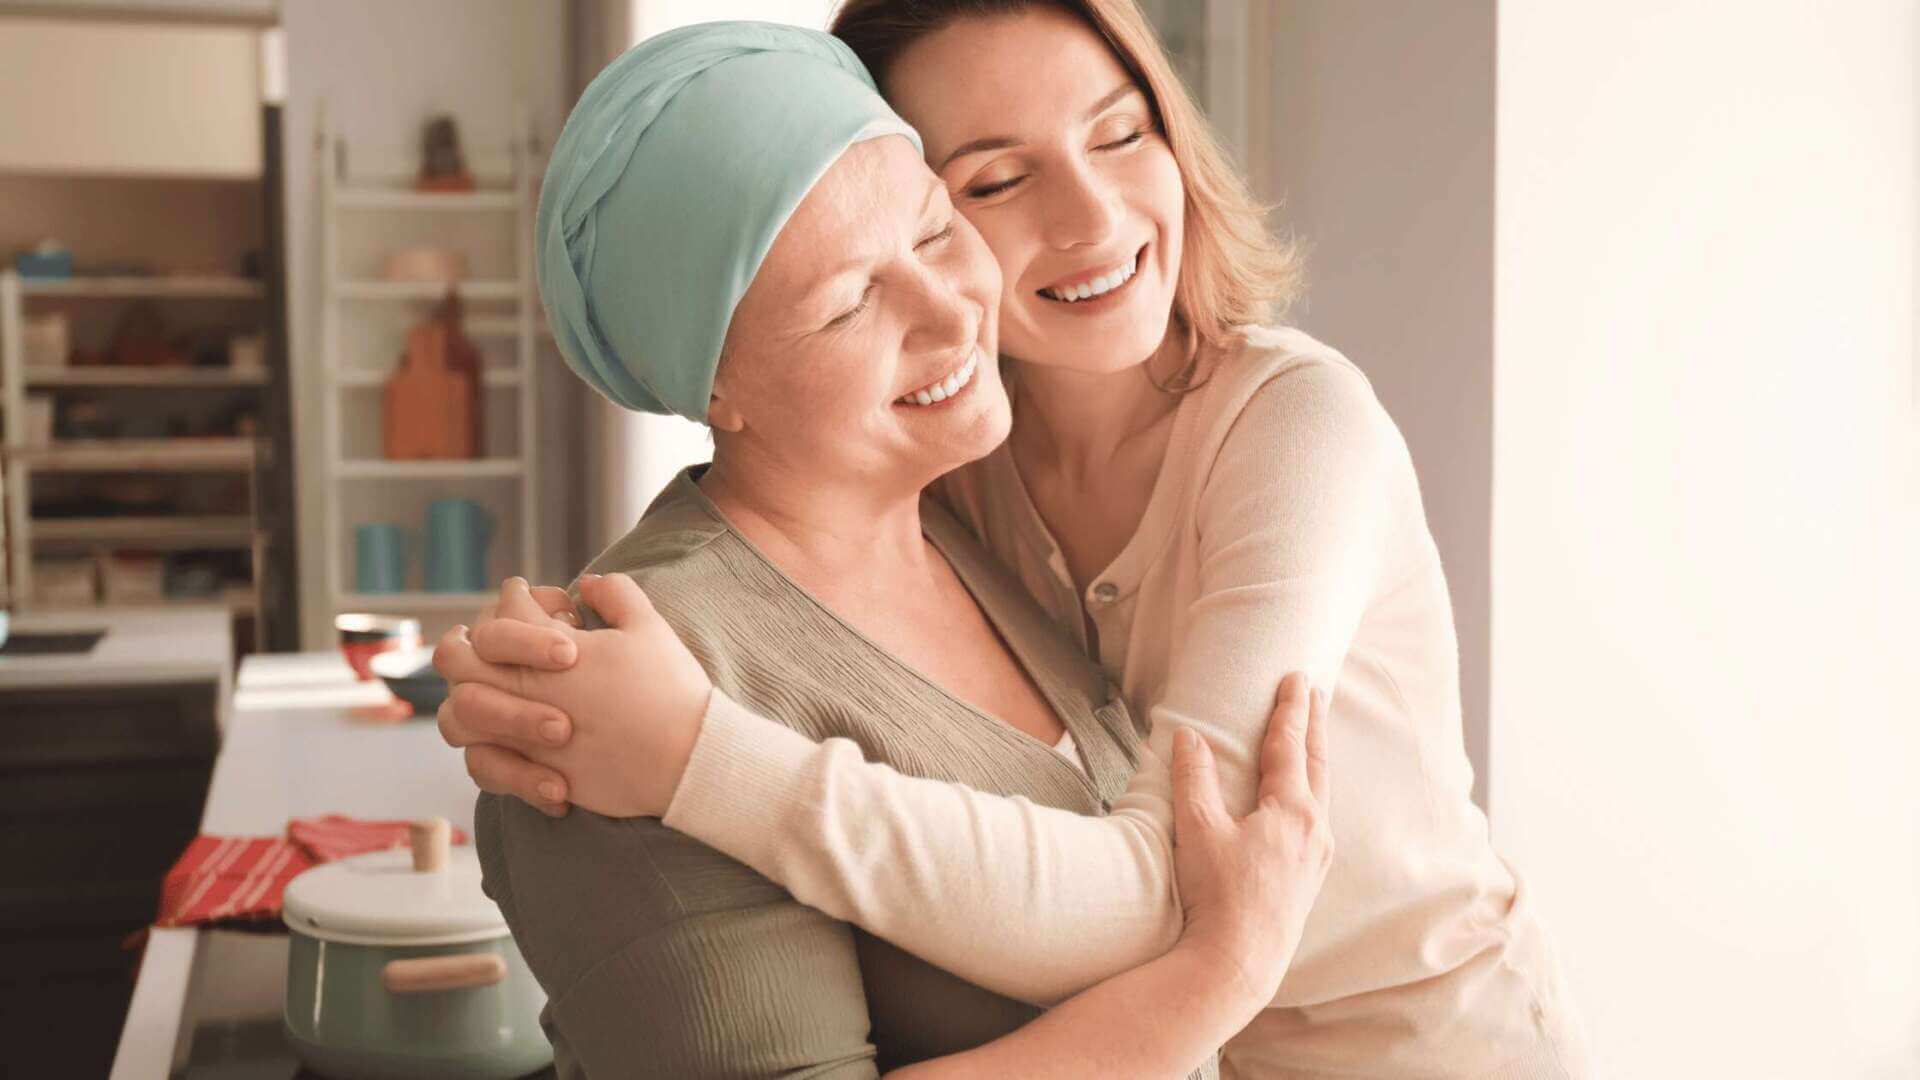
[1257,0,1497,807]
[1492,2,1920,1076]
[280,0,570,648]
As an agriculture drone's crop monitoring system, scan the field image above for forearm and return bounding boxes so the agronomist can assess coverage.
[663,690,1182,1005]
[884,942,1257,1080]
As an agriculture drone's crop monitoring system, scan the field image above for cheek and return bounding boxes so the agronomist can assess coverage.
[1134,147,1187,249]
[956,205,1032,301]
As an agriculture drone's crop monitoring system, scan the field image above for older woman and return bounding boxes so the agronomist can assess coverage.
[445,22,1331,1079]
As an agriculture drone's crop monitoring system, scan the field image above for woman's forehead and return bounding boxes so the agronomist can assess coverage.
[765,139,937,287]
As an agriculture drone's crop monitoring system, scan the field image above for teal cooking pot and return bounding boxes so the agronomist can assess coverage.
[281,822,551,1079]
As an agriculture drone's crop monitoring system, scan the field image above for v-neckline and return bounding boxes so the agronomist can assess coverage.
[674,471,1106,792]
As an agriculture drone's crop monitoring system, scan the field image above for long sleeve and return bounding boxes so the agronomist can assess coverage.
[660,357,1403,1005]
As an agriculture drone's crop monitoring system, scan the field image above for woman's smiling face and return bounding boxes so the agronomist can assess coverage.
[709,135,1010,491]
[881,5,1187,376]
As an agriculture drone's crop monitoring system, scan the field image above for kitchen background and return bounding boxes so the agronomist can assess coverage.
[0,0,1914,1077]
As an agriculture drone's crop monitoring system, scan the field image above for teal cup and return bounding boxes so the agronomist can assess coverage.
[355,523,409,594]
[425,499,494,593]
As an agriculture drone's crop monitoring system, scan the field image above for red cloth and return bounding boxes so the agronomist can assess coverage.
[154,816,470,930]
[287,814,468,863]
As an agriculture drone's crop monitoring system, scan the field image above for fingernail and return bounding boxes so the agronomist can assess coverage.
[549,641,576,665]
[537,781,564,801]
[541,719,568,744]
[1175,728,1196,752]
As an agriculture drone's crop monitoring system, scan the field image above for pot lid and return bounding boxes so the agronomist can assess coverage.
[282,845,506,946]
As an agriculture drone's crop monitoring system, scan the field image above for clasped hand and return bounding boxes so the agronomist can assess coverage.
[432,573,713,819]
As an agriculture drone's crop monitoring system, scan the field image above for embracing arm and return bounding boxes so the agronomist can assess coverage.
[444,359,1391,1007]
[664,360,1395,1002]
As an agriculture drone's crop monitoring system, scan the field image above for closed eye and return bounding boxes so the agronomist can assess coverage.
[917,223,957,250]
[964,176,1025,200]
[824,285,873,330]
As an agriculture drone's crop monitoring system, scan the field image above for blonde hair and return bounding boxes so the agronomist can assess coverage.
[831,0,1304,383]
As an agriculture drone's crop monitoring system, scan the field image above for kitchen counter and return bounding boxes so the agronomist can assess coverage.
[109,650,480,1079]
[0,605,231,701]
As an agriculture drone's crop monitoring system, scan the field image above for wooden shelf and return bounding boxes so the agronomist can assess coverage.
[334,188,518,212]
[14,438,258,472]
[336,458,523,479]
[334,280,520,302]
[336,367,521,388]
[25,366,268,388]
[336,591,495,612]
[19,276,265,300]
[31,515,256,548]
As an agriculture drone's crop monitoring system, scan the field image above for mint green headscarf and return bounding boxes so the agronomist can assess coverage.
[537,21,921,422]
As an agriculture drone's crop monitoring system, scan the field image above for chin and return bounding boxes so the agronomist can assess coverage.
[1008,306,1173,376]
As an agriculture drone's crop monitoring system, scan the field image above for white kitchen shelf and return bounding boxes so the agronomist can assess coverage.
[19,276,265,300]
[316,103,541,632]
[334,279,519,302]
[0,270,272,622]
[336,366,521,389]
[335,590,495,612]
[32,515,257,548]
[334,187,518,212]
[14,437,258,472]
[25,365,268,388]
[336,459,524,479]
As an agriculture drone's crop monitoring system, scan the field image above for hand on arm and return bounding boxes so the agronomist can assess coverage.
[434,573,713,819]
[887,677,1333,1080]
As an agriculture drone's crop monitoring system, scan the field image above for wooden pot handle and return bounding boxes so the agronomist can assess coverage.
[380,953,507,994]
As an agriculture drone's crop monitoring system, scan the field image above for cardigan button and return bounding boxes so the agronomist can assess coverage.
[1091,582,1119,605]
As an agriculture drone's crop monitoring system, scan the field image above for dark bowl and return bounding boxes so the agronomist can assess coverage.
[367,646,447,718]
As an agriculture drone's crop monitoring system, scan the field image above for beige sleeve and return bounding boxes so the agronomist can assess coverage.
[660,360,1398,1006]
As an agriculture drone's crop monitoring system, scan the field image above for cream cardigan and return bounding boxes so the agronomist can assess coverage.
[662,326,1588,1078]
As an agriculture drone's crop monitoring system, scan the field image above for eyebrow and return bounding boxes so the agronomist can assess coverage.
[935,82,1143,171]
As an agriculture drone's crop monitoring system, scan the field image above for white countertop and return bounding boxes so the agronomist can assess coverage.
[0,606,232,692]
[110,650,479,1080]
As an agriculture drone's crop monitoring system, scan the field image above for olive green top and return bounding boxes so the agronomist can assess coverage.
[476,467,1217,1079]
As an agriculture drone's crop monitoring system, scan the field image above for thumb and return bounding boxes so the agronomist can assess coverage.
[1171,727,1229,838]
[579,572,657,631]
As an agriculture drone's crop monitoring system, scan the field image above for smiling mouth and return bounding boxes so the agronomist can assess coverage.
[895,346,983,407]
[1037,244,1148,305]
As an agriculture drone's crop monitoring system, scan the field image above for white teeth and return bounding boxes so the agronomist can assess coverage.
[1042,253,1139,303]
[897,349,982,407]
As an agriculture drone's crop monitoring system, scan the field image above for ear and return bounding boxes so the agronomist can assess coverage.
[707,389,746,434]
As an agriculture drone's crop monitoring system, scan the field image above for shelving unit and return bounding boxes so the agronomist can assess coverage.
[0,270,269,620]
[316,106,540,626]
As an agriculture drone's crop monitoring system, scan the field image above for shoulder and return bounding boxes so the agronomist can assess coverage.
[571,475,761,641]
[1189,325,1405,485]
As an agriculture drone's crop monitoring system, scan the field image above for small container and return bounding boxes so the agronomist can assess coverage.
[228,331,266,372]
[281,821,551,1079]
[15,242,72,279]
[24,312,69,368]
[21,396,54,446]
[335,613,421,681]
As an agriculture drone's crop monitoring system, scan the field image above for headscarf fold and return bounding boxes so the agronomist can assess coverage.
[538,21,921,421]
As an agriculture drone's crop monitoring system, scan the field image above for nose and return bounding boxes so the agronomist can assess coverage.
[1039,157,1122,251]
[900,260,979,359]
